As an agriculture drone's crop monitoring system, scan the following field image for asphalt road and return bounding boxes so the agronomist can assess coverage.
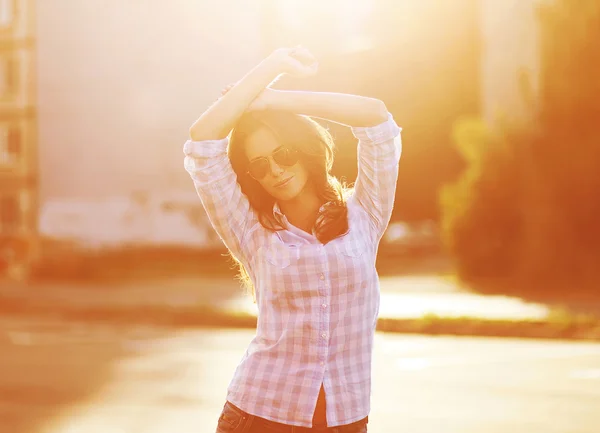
[1,321,599,433]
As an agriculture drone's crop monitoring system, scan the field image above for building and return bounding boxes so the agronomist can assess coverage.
[0,0,37,280]
[481,0,540,126]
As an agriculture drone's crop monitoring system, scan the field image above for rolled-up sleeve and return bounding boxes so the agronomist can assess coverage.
[350,112,402,240]
[183,137,256,262]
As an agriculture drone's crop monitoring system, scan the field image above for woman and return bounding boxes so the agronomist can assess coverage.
[184,47,402,433]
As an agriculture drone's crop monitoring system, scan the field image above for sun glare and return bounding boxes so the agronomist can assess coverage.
[274,0,375,53]
[267,0,470,56]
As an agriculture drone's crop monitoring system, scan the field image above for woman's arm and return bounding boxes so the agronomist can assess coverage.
[257,88,401,240]
[258,89,389,127]
[184,48,319,261]
[189,48,318,141]
[350,116,402,240]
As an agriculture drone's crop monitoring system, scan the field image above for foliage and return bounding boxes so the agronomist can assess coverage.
[441,0,600,299]
[441,118,525,288]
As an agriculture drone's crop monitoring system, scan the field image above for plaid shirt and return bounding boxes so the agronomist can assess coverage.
[183,113,402,428]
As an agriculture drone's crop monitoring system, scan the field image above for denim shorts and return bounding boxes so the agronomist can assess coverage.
[215,400,368,433]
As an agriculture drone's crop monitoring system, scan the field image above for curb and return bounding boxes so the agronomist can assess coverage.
[2,295,600,341]
[376,316,600,341]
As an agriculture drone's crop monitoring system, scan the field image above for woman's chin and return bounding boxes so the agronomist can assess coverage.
[272,190,297,202]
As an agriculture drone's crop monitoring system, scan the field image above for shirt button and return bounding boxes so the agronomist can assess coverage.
[321,333,327,339]
[322,303,327,308]
[319,274,325,280]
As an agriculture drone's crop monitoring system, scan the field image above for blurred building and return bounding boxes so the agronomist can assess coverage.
[36,0,265,250]
[481,0,540,126]
[0,0,37,279]
[34,0,542,248]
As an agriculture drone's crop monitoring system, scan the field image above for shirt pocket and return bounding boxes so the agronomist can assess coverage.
[337,239,366,258]
[257,237,314,310]
[261,237,299,269]
[330,234,373,295]
[333,233,370,259]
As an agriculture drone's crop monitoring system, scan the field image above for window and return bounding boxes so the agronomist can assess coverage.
[0,124,21,167]
[0,194,20,234]
[0,56,17,99]
[0,0,15,30]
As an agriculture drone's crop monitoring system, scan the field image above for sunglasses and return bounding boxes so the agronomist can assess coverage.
[246,146,299,180]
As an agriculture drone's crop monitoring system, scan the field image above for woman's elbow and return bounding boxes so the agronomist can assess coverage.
[371,99,389,125]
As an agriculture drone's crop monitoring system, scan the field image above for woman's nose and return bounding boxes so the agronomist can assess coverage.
[268,157,285,176]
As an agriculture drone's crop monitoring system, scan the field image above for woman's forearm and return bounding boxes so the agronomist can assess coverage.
[188,59,280,141]
[188,47,319,141]
[266,90,388,127]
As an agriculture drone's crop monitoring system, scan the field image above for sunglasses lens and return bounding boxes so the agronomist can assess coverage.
[248,159,269,180]
[247,147,298,180]
[273,147,298,166]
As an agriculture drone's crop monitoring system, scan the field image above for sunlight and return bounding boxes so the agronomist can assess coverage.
[0,0,14,28]
[274,0,375,53]
[264,0,474,60]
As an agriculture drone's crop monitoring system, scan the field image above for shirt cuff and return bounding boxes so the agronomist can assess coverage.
[351,112,401,144]
[183,137,229,158]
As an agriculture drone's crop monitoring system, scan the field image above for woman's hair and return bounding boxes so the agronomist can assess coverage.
[227,110,352,299]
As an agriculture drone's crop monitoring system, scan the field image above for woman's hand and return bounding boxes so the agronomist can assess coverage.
[190,47,316,140]
[215,47,317,114]
[268,46,319,78]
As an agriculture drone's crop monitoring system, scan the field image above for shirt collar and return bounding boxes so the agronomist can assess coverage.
[274,201,329,217]
[273,202,320,242]
[273,202,284,218]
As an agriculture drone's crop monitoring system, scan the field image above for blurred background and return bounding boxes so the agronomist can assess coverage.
[1,0,599,432]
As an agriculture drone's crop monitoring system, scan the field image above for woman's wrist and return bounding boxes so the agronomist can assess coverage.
[256,50,287,83]
[256,47,319,84]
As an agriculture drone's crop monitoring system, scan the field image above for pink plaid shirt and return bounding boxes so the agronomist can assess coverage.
[183,113,401,428]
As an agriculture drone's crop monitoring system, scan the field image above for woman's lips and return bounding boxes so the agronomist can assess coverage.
[275,176,294,188]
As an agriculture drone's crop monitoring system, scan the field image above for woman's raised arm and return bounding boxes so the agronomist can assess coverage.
[254,89,388,128]
[189,48,318,141]
[254,89,401,240]
[183,48,318,262]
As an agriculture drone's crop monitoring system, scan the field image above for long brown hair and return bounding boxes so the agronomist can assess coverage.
[228,110,352,299]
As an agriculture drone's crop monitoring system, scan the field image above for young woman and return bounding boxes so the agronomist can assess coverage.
[184,47,402,433]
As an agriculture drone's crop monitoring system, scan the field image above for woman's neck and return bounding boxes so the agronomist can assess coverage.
[278,187,323,235]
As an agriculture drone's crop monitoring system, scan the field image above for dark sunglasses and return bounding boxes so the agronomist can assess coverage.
[246,146,299,180]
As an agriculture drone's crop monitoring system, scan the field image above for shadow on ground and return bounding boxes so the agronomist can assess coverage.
[0,320,128,433]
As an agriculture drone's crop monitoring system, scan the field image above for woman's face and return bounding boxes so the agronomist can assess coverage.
[244,126,310,202]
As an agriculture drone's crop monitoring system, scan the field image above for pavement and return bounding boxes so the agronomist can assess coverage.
[2,323,599,433]
[1,274,552,321]
[2,264,599,432]
[1,274,599,341]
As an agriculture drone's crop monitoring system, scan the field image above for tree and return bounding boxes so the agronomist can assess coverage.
[441,0,600,299]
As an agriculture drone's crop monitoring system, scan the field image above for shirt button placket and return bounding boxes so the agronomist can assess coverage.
[319,262,330,370]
